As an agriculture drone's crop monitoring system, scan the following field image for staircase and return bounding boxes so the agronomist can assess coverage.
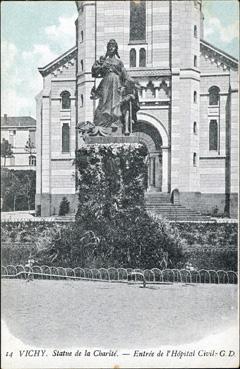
[145,192,210,221]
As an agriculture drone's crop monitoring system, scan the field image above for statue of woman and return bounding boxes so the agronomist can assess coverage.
[91,39,140,135]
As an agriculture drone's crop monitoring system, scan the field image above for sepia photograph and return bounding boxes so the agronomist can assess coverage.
[1,0,239,368]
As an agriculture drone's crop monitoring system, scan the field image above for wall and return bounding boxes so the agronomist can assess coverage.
[36,52,77,216]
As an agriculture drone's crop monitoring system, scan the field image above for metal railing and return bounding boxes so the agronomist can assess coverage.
[1,265,238,284]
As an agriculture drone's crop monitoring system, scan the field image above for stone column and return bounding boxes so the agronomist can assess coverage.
[161,147,169,192]
[152,152,161,191]
[41,92,51,216]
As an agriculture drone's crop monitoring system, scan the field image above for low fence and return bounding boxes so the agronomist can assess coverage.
[1,265,238,284]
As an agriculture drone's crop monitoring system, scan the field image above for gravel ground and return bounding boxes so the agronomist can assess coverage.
[1,280,238,349]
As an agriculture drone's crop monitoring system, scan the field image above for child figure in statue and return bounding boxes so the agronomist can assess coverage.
[90,56,106,100]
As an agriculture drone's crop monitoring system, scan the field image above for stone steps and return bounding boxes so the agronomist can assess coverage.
[52,214,75,222]
[145,193,210,221]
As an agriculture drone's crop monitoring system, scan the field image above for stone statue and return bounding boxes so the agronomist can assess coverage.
[79,39,140,137]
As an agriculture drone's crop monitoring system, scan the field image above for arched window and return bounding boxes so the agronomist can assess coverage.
[194,55,197,67]
[81,94,84,107]
[130,0,146,42]
[62,123,70,153]
[193,121,197,134]
[194,25,197,37]
[130,48,136,67]
[193,91,197,103]
[193,153,197,166]
[80,59,84,71]
[60,91,71,109]
[81,30,83,42]
[29,155,36,166]
[209,120,218,151]
[139,48,146,67]
[209,86,220,105]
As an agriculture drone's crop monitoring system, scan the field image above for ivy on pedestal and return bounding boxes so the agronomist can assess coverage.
[75,143,184,269]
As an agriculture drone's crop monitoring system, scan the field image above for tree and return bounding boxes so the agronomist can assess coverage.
[25,135,35,166]
[1,139,14,167]
[1,169,36,211]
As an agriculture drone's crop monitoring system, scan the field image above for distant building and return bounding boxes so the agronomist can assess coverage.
[36,0,238,217]
[1,114,36,170]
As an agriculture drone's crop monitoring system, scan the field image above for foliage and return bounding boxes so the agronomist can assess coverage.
[73,143,184,268]
[58,197,70,216]
[1,138,14,166]
[75,143,148,221]
[172,221,238,271]
[2,242,38,266]
[182,246,237,271]
[172,222,237,249]
[1,221,64,244]
[1,169,36,211]
[1,221,238,270]
[77,208,185,269]
[1,143,237,271]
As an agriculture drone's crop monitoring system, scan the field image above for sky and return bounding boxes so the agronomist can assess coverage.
[1,0,239,118]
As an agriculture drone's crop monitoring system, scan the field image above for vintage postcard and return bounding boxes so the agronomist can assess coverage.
[1,0,239,368]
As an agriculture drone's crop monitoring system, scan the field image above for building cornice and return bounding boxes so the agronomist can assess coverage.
[38,46,77,77]
[128,68,171,78]
[200,39,238,71]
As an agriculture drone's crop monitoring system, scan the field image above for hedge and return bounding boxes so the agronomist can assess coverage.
[1,221,238,271]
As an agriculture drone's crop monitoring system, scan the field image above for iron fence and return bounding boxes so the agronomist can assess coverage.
[1,265,238,284]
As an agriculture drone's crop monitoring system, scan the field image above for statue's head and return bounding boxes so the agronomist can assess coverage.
[106,39,120,58]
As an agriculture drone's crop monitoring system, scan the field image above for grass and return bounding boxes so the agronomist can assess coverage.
[1,280,238,349]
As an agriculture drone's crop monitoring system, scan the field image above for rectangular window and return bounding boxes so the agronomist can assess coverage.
[193,153,197,167]
[130,0,146,42]
[209,120,218,151]
[62,123,70,153]
[194,55,197,67]
[29,155,36,166]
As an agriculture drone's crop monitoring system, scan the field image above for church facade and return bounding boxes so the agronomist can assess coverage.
[35,0,238,217]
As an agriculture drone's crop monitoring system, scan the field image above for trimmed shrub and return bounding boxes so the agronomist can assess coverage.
[183,246,237,271]
[58,197,70,216]
[173,222,237,248]
[172,222,238,271]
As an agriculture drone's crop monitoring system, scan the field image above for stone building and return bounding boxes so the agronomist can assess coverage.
[36,0,238,217]
[1,114,36,170]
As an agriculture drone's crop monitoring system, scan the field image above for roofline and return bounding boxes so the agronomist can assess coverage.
[38,46,77,74]
[200,39,238,65]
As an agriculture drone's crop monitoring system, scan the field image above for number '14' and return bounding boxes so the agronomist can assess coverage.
[6,352,13,357]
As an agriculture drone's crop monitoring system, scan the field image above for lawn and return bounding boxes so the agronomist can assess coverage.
[1,279,238,349]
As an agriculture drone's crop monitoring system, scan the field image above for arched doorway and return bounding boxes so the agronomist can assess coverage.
[133,121,163,192]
